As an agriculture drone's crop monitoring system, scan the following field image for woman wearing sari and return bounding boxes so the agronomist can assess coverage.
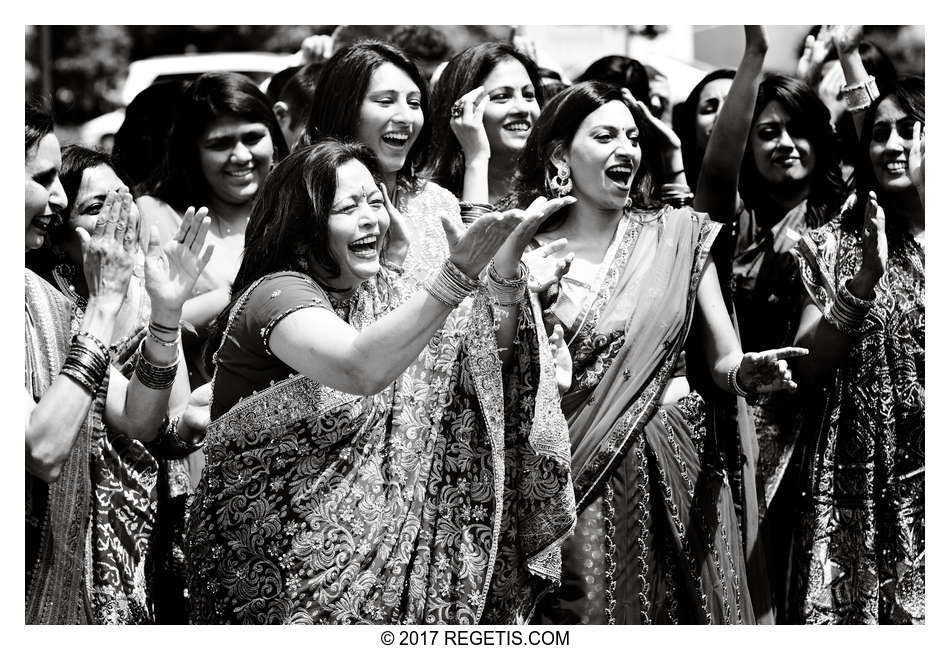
[186,139,577,624]
[787,28,925,624]
[516,82,804,624]
[25,101,214,624]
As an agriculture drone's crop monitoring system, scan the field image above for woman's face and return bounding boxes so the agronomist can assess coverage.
[694,78,733,151]
[356,63,424,175]
[198,116,274,207]
[750,100,816,187]
[481,57,540,158]
[63,164,140,264]
[25,132,66,251]
[564,99,642,211]
[322,159,390,291]
[868,96,918,192]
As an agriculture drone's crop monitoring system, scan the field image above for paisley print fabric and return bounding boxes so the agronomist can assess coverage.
[187,268,575,624]
[789,220,924,624]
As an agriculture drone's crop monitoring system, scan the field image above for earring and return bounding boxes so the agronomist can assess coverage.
[546,162,573,198]
[625,196,633,210]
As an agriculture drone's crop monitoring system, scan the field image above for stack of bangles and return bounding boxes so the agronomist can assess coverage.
[60,331,111,394]
[152,415,204,457]
[135,320,180,390]
[459,201,494,225]
[727,359,758,404]
[823,279,874,337]
[660,179,694,208]
[487,260,528,307]
[841,75,879,113]
[425,259,481,308]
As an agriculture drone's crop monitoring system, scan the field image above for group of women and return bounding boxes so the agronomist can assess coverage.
[25,24,923,625]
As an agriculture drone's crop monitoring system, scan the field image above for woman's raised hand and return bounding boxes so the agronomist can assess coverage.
[144,206,215,320]
[737,346,809,394]
[442,210,522,279]
[379,183,410,267]
[797,26,832,82]
[450,86,491,164]
[744,25,768,56]
[524,237,574,293]
[492,196,576,277]
[624,88,682,156]
[832,25,863,57]
[548,324,573,395]
[77,188,138,315]
[858,191,888,283]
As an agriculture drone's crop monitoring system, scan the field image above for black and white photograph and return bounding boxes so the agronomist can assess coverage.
[22,17,929,632]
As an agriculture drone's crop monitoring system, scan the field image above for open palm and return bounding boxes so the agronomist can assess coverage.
[144,206,215,314]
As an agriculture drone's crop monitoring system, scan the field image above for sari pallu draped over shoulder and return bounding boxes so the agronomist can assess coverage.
[539,207,756,624]
[187,269,576,624]
[25,269,101,624]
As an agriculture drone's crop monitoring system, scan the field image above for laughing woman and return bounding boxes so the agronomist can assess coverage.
[425,42,544,207]
[514,83,804,624]
[306,41,459,286]
[186,139,576,624]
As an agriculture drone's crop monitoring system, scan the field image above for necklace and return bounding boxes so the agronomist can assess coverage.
[52,263,87,310]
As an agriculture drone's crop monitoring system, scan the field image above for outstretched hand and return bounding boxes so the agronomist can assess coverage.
[832,25,863,57]
[524,237,574,294]
[144,206,215,319]
[737,346,809,394]
[797,26,833,82]
[909,121,925,199]
[450,86,490,164]
[443,210,522,280]
[548,324,573,395]
[858,191,888,282]
[624,88,682,158]
[379,183,410,267]
[492,196,576,278]
[78,188,138,314]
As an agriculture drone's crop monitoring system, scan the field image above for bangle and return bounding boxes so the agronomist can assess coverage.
[425,259,481,308]
[841,76,879,113]
[459,201,494,225]
[824,278,875,336]
[61,335,110,394]
[728,360,749,399]
[134,338,178,390]
[147,326,180,347]
[152,415,204,458]
[487,260,528,306]
[76,330,110,359]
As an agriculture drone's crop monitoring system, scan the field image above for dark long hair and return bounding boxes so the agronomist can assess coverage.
[672,68,736,189]
[26,98,54,155]
[425,42,543,197]
[575,55,651,104]
[306,40,431,184]
[143,72,289,212]
[739,74,844,228]
[844,76,924,243]
[204,138,381,372]
[507,81,664,221]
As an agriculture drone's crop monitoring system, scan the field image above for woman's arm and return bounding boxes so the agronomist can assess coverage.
[450,86,492,204]
[694,26,768,221]
[833,25,872,140]
[271,210,525,395]
[180,287,231,331]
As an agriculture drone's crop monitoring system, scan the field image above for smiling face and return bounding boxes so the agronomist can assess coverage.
[62,164,139,263]
[198,116,275,207]
[356,63,424,177]
[321,159,390,291]
[25,132,66,251]
[750,100,816,187]
[564,100,642,211]
[481,57,540,158]
[868,96,917,192]
[694,77,732,151]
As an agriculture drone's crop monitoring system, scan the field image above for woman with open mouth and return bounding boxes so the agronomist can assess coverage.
[306,41,460,287]
[138,72,290,385]
[513,81,805,624]
[187,139,577,624]
[787,28,924,624]
[425,42,544,208]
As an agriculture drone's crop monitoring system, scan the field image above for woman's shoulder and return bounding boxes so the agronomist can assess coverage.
[404,178,460,211]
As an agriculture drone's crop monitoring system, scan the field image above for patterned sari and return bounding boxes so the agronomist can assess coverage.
[536,207,755,624]
[789,221,924,624]
[187,268,576,624]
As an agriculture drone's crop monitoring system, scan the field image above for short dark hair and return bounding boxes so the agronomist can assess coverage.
[671,68,737,188]
[205,138,380,372]
[507,81,663,220]
[425,42,544,197]
[575,55,651,105]
[265,65,302,104]
[143,72,289,212]
[389,25,452,80]
[26,98,54,156]
[306,40,431,182]
[278,63,323,132]
[739,74,845,228]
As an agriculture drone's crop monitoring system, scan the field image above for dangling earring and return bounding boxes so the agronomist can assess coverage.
[625,196,633,210]
[546,162,573,198]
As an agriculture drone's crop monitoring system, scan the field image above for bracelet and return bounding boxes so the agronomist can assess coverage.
[76,330,110,359]
[841,75,879,113]
[61,335,110,394]
[425,259,481,308]
[152,415,204,458]
[823,278,875,336]
[728,359,749,399]
[487,260,527,307]
[147,326,180,347]
[134,338,178,390]
[459,201,494,225]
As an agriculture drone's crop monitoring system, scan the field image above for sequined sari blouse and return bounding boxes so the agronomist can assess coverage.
[790,220,924,624]
[187,268,576,624]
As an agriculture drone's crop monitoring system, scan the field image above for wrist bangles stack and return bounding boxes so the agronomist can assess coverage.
[425,259,481,308]
[823,279,875,337]
[60,331,111,394]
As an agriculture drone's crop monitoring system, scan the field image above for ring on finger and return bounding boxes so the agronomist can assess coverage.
[451,103,464,119]
[115,222,127,231]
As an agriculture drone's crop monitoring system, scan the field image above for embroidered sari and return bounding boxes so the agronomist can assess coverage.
[187,268,576,624]
[536,207,755,624]
[789,221,924,624]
